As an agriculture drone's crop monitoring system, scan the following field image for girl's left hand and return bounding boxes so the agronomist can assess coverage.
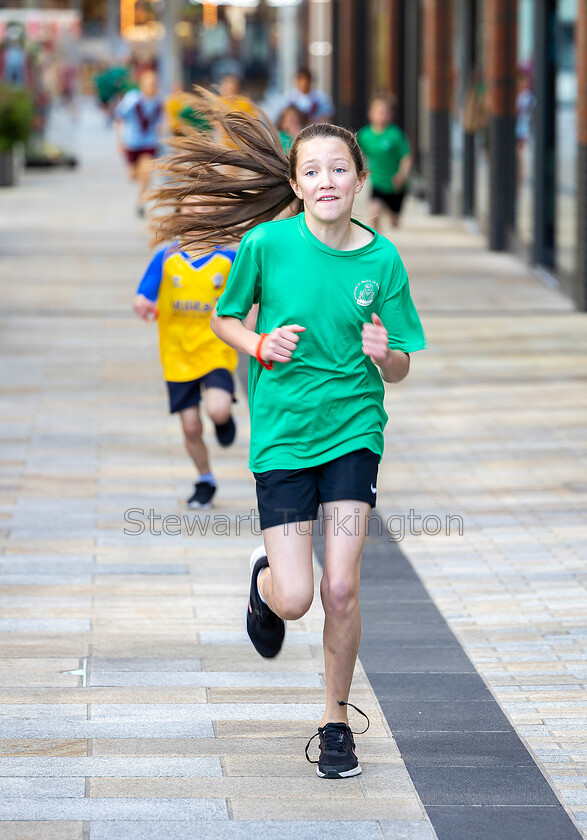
[362,313,389,364]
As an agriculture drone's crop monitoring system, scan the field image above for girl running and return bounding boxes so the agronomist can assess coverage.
[152,92,425,779]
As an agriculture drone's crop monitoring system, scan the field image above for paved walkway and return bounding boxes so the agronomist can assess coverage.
[0,100,585,839]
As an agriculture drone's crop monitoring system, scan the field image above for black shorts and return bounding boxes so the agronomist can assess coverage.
[371,187,406,215]
[254,448,379,531]
[166,368,235,414]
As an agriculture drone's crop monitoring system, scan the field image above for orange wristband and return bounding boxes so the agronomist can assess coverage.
[256,334,274,370]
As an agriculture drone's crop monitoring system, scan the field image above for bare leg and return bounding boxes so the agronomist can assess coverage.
[136,153,153,208]
[203,387,232,427]
[179,405,210,475]
[258,523,314,621]
[320,500,369,726]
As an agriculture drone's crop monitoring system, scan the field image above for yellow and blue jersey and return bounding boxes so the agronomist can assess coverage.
[137,245,238,382]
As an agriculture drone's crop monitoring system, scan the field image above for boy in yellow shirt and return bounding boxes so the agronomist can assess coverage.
[133,244,238,507]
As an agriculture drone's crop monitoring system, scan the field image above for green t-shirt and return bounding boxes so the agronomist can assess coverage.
[215,213,426,472]
[357,124,411,194]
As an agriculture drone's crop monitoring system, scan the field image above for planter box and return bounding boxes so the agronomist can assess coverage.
[0,150,15,186]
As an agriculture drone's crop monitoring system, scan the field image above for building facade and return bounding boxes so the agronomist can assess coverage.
[323,0,586,310]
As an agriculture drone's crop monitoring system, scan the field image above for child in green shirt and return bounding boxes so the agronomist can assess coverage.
[357,93,413,230]
[151,92,425,781]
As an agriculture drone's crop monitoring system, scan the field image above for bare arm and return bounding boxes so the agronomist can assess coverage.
[210,311,259,357]
[377,348,410,383]
[392,154,413,191]
[133,293,157,321]
[211,308,305,363]
[362,313,411,383]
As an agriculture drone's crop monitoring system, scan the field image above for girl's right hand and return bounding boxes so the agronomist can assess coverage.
[133,294,158,321]
[260,324,305,364]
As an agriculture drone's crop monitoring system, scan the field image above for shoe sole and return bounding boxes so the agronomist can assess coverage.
[316,763,362,779]
[186,502,212,510]
[243,546,286,656]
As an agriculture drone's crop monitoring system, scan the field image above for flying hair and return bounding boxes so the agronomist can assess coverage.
[150,89,366,254]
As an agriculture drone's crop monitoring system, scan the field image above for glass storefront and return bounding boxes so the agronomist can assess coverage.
[516,0,535,255]
[555,0,577,277]
[449,0,464,214]
[176,1,284,101]
[473,0,489,232]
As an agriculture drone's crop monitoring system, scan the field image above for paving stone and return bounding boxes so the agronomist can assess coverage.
[230,797,424,821]
[0,798,228,821]
[0,740,87,757]
[89,821,384,840]
[395,731,536,767]
[90,702,326,722]
[358,646,476,674]
[88,775,363,798]
[379,822,439,840]
[425,807,583,840]
[0,576,93,586]
[0,620,91,632]
[0,822,83,840]
[0,757,222,777]
[91,658,202,672]
[378,699,512,733]
[408,767,559,806]
[90,671,321,688]
[0,720,214,739]
[0,777,85,797]
[368,673,494,703]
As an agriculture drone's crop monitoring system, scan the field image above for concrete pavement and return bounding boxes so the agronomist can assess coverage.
[0,99,586,839]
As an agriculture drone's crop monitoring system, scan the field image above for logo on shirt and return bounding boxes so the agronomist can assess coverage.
[354,280,379,307]
[212,273,225,289]
[172,275,182,288]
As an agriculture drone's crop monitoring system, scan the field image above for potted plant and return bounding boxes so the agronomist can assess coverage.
[0,82,34,186]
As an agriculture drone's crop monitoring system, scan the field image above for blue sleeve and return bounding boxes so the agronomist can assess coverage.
[136,249,165,301]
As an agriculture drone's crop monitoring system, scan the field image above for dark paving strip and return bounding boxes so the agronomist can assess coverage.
[313,520,582,840]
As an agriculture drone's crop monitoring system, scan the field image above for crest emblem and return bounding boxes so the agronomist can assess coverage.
[212,273,224,289]
[354,279,379,307]
[172,275,182,288]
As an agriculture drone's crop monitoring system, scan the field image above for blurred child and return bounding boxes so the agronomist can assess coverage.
[357,94,412,230]
[114,69,164,217]
[133,242,239,508]
[277,104,305,153]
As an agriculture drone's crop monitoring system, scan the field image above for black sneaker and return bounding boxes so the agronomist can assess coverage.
[244,545,285,658]
[187,481,216,509]
[215,416,236,447]
[305,701,370,779]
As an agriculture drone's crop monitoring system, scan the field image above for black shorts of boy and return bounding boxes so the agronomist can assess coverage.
[166,368,235,414]
[254,449,379,531]
[371,187,406,215]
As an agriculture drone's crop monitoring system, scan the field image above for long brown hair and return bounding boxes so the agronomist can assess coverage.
[151,89,366,253]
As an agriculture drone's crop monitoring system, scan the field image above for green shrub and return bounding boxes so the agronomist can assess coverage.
[0,83,34,153]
